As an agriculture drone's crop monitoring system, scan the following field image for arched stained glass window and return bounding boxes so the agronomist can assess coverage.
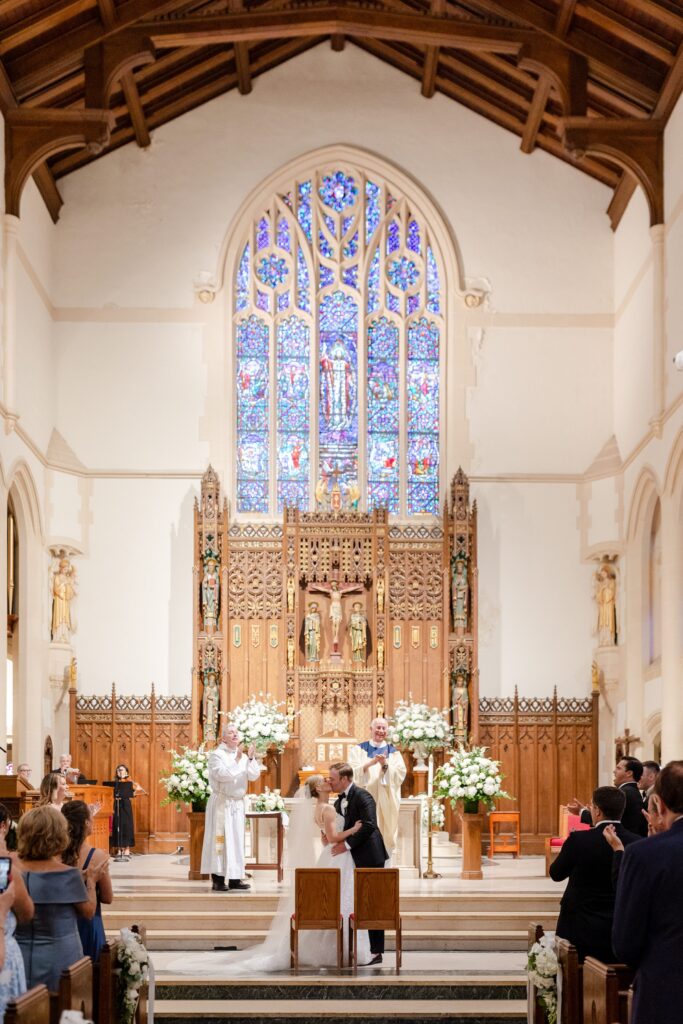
[233,164,444,516]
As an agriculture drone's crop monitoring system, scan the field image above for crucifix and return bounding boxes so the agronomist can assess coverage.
[308,571,363,660]
[615,728,641,758]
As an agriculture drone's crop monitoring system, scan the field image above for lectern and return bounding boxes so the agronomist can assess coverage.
[68,785,114,852]
[0,776,38,820]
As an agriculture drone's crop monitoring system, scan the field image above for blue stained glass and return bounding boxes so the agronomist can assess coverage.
[277,316,310,512]
[319,171,358,213]
[407,318,439,515]
[318,230,334,259]
[387,293,400,313]
[298,181,312,241]
[282,192,293,209]
[407,220,421,254]
[236,316,270,513]
[319,265,335,288]
[318,291,358,489]
[427,246,441,314]
[408,295,420,315]
[366,181,380,243]
[342,216,354,238]
[257,217,269,250]
[342,266,358,288]
[278,291,290,312]
[387,221,400,254]
[277,218,291,251]
[367,317,399,514]
[343,231,358,259]
[236,243,250,311]
[256,290,270,312]
[257,254,288,288]
[388,256,420,292]
[297,247,310,312]
[367,247,380,313]
[325,215,336,236]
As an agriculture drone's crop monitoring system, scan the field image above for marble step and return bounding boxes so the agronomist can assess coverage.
[153,997,527,1023]
[108,927,531,950]
[155,979,527,1001]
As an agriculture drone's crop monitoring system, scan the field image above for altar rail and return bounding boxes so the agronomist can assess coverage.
[71,686,597,854]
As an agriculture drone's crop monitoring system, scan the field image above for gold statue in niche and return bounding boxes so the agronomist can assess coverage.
[376,576,385,614]
[202,670,220,746]
[304,602,321,662]
[377,637,385,671]
[287,636,295,670]
[201,556,220,632]
[287,577,296,614]
[51,555,77,643]
[349,602,368,663]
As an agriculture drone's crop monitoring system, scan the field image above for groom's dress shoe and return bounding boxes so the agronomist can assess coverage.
[228,880,251,891]
[211,882,229,892]
[366,954,383,965]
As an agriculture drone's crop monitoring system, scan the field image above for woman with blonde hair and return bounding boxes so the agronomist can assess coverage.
[37,772,68,811]
[14,806,104,989]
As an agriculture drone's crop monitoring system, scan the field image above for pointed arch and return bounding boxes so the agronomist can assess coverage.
[626,466,660,544]
[7,459,44,545]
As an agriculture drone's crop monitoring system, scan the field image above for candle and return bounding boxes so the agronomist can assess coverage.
[427,753,434,797]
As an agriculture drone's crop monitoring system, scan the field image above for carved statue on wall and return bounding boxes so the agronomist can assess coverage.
[202,670,220,746]
[201,557,220,632]
[287,577,296,614]
[303,602,321,663]
[308,578,363,654]
[349,602,368,663]
[377,637,385,671]
[595,560,617,647]
[50,555,77,643]
[451,669,470,743]
[451,554,468,633]
[287,636,295,670]
[376,576,385,614]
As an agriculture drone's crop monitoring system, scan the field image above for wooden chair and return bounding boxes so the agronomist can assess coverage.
[582,957,634,1024]
[545,807,590,875]
[4,985,50,1024]
[556,937,583,1024]
[349,868,402,972]
[50,956,93,1024]
[289,868,342,970]
[488,811,520,858]
[93,939,120,1024]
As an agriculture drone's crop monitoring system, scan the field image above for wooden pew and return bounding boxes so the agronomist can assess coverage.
[556,937,583,1024]
[582,957,634,1024]
[4,984,50,1024]
[50,956,93,1024]
[93,939,119,1024]
[527,923,546,1024]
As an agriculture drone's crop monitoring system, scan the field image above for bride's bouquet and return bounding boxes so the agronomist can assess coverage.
[389,697,452,754]
[229,694,290,757]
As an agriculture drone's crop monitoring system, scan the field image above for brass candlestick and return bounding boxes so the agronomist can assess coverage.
[423,795,442,879]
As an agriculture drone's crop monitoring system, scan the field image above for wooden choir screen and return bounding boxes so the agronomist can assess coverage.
[477,690,599,854]
[71,687,192,853]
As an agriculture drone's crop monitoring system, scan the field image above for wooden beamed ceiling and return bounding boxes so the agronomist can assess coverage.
[0,0,682,227]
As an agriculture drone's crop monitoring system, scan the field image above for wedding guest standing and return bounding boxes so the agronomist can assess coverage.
[109,765,136,858]
[349,717,406,856]
[62,801,112,960]
[201,724,260,892]
[0,804,33,1016]
[36,772,68,812]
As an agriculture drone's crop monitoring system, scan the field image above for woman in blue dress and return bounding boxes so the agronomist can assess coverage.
[62,801,112,960]
[15,806,100,990]
[0,803,34,1016]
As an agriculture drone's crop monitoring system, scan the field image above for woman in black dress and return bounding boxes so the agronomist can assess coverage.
[111,765,136,859]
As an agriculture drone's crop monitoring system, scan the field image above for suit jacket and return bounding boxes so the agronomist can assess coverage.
[613,817,683,1024]
[549,821,642,963]
[619,782,649,837]
[335,783,388,867]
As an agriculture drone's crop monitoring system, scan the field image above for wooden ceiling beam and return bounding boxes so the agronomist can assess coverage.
[0,0,94,58]
[574,2,676,66]
[229,0,252,96]
[7,0,190,99]
[96,0,150,147]
[629,0,683,33]
[518,37,587,116]
[562,117,664,225]
[143,8,530,52]
[422,0,446,99]
[0,59,63,223]
[607,173,637,231]
[519,0,576,155]
[4,107,113,216]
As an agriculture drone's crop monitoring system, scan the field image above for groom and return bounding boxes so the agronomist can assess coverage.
[328,761,389,965]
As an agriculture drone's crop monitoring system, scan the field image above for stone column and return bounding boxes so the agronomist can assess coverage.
[659,494,682,761]
[2,214,20,431]
[650,224,666,436]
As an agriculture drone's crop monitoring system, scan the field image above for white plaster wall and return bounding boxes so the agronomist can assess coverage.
[18,179,54,296]
[14,260,55,453]
[613,266,653,461]
[46,470,84,550]
[587,476,619,548]
[53,45,613,315]
[665,92,683,406]
[75,477,196,696]
[475,481,592,698]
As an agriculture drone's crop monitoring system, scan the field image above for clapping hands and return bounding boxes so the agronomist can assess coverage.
[602,824,624,853]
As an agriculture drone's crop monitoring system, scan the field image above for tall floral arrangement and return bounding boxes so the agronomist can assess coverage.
[389,698,452,755]
[229,694,290,756]
[527,933,558,1024]
[434,745,508,813]
[116,927,150,1024]
[159,747,210,811]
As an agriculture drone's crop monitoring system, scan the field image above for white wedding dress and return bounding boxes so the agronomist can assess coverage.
[167,798,370,975]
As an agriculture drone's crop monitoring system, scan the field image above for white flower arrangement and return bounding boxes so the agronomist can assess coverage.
[159,747,210,810]
[408,795,446,832]
[249,787,286,813]
[389,698,453,753]
[116,927,150,1024]
[527,933,558,1024]
[229,694,290,756]
[434,745,509,811]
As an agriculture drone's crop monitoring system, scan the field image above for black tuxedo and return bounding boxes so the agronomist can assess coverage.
[335,783,388,953]
[550,820,643,963]
[619,782,648,837]
[613,817,683,1024]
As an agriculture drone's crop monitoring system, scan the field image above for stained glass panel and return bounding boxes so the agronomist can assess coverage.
[277,217,290,251]
[297,247,310,312]
[318,290,358,490]
[277,316,310,511]
[367,317,399,513]
[236,316,270,513]
[427,246,441,315]
[407,318,439,514]
[297,181,312,241]
[236,243,250,311]
[365,180,380,243]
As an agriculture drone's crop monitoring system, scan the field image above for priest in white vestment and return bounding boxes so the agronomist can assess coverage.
[349,717,406,856]
[201,723,261,891]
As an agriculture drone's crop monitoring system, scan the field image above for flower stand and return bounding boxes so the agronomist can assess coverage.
[459,807,484,880]
[187,811,209,880]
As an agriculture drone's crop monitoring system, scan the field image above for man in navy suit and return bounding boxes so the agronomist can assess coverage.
[613,761,683,1024]
[549,786,642,962]
[568,757,648,837]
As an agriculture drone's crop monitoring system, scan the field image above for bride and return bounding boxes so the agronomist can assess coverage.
[169,774,371,974]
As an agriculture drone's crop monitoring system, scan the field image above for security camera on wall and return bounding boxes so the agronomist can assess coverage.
[674,351,683,371]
